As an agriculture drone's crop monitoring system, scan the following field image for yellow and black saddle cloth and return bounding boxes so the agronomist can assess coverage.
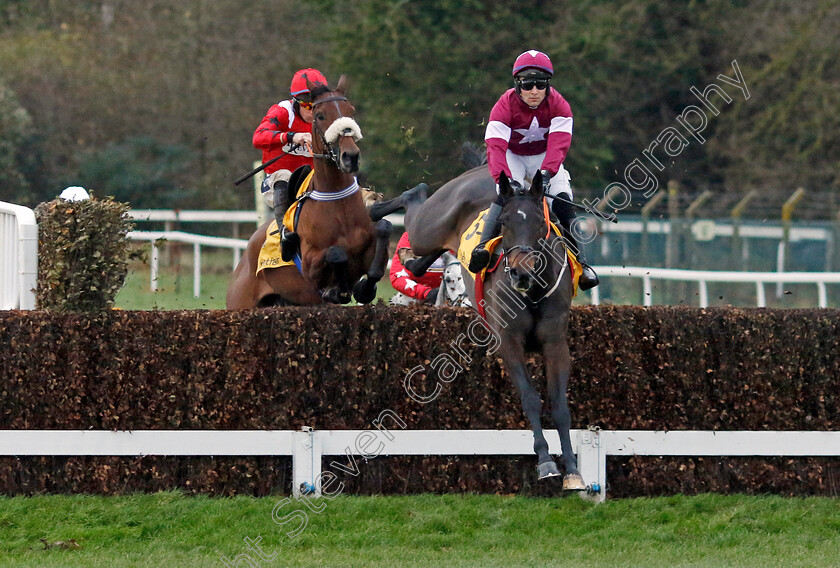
[456,198,583,317]
[256,168,315,275]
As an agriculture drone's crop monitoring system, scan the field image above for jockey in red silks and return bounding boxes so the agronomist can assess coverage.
[468,50,599,290]
[253,68,327,249]
[390,232,443,305]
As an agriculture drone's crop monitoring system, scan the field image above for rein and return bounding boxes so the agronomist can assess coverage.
[499,199,567,304]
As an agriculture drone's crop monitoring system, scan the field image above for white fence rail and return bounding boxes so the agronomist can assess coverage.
[0,201,38,310]
[592,266,840,308]
[2,428,838,501]
[128,231,248,298]
[128,210,829,243]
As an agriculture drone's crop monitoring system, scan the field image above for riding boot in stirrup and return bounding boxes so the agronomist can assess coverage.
[559,222,599,291]
[468,202,503,273]
[552,198,599,291]
[273,180,300,262]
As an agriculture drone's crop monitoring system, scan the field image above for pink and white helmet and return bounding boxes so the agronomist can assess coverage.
[512,50,554,78]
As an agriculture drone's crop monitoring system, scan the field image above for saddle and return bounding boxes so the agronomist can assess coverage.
[457,200,583,319]
[281,166,315,233]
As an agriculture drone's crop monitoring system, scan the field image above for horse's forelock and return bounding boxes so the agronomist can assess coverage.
[309,83,331,100]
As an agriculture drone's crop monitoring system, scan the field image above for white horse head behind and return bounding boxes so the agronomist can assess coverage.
[437,251,470,307]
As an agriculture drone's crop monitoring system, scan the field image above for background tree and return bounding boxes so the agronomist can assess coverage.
[0,0,837,218]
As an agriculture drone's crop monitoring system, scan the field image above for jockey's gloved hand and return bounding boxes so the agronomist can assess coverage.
[423,288,439,305]
[540,170,551,194]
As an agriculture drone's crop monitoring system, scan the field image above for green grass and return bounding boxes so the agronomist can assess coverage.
[1,493,838,567]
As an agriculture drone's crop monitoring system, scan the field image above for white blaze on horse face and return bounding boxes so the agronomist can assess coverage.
[517,209,527,220]
[324,117,363,144]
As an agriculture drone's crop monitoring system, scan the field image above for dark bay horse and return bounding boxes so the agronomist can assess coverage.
[403,167,585,490]
[227,75,392,308]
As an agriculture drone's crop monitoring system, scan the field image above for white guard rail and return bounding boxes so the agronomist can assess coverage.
[0,201,38,309]
[128,231,248,298]
[2,428,838,502]
[592,266,840,308]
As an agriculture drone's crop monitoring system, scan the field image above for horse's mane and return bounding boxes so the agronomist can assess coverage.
[460,141,487,170]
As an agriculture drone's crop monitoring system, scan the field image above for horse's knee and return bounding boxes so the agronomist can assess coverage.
[325,246,348,265]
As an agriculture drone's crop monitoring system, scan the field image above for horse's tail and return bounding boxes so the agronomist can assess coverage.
[460,141,486,170]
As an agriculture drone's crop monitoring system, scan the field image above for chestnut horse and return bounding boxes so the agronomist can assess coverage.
[401,167,585,489]
[227,75,392,308]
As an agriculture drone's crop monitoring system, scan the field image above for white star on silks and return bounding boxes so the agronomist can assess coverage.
[395,269,409,278]
[514,117,549,144]
[404,279,418,290]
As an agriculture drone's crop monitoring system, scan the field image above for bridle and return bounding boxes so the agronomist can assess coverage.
[500,200,568,303]
[309,94,353,167]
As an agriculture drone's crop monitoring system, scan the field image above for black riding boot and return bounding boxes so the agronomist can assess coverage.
[468,200,503,273]
[273,179,300,262]
[552,197,599,291]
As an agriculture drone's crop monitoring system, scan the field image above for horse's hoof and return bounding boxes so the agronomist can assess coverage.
[353,276,376,304]
[562,473,586,491]
[537,461,561,480]
[404,258,428,277]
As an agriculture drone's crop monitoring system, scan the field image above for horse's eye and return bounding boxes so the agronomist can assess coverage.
[316,113,326,121]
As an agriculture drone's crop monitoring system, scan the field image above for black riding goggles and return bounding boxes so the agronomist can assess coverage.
[517,79,549,91]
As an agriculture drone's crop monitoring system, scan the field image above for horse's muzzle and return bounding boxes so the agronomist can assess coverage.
[508,267,534,294]
[340,149,360,174]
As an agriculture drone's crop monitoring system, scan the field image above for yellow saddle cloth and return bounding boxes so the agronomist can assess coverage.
[256,171,315,276]
[456,204,583,298]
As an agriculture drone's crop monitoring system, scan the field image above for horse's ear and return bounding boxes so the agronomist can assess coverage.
[530,170,544,200]
[336,74,348,95]
[305,74,327,94]
[498,172,513,200]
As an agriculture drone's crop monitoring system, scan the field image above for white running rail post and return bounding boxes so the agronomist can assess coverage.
[0,201,38,309]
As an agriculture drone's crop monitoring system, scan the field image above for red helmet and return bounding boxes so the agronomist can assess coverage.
[290,68,328,99]
[512,50,553,78]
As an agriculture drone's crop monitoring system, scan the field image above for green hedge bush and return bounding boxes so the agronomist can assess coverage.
[34,194,135,312]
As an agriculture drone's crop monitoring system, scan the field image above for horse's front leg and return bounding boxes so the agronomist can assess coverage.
[353,219,391,304]
[544,338,585,490]
[498,338,558,480]
[321,246,352,304]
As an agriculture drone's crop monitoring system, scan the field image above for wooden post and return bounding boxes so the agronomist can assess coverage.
[254,160,267,228]
[778,187,805,297]
[685,190,713,268]
[641,192,664,266]
[665,181,680,269]
[730,190,757,270]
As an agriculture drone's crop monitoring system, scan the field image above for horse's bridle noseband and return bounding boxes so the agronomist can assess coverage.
[310,95,351,167]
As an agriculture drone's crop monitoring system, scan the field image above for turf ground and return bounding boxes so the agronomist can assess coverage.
[1,493,839,567]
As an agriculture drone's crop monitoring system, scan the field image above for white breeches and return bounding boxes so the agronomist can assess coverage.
[498,150,572,199]
[260,169,293,208]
